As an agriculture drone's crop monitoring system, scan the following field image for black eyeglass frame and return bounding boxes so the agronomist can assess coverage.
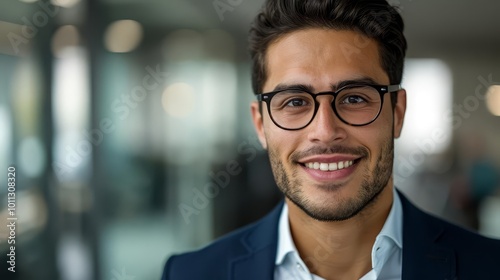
[256,84,402,130]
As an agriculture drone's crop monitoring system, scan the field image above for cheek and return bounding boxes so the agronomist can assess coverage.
[264,122,302,161]
[374,105,395,134]
[352,112,393,157]
[267,127,291,152]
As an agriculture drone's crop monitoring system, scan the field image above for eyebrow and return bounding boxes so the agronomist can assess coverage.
[271,76,381,93]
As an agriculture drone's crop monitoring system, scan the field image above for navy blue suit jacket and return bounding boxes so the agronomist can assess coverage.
[162,191,500,280]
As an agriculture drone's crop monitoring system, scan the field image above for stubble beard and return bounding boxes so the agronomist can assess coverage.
[268,138,394,222]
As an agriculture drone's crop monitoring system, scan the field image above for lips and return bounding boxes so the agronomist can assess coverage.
[297,155,362,182]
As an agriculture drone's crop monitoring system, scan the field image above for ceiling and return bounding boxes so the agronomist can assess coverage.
[1,0,499,56]
[102,0,500,55]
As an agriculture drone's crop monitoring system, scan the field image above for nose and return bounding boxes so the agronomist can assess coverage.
[307,97,347,144]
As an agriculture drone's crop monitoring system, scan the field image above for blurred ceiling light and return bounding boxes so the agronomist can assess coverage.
[162,83,195,118]
[399,59,452,154]
[52,47,90,181]
[51,0,81,8]
[486,85,500,116]
[18,0,38,3]
[162,29,203,61]
[53,47,89,129]
[104,20,143,53]
[52,25,80,58]
[204,29,235,60]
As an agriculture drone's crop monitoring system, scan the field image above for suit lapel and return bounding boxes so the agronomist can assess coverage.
[398,191,457,280]
[229,201,283,280]
[227,193,458,280]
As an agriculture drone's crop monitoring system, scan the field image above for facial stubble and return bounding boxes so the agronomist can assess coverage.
[268,137,394,222]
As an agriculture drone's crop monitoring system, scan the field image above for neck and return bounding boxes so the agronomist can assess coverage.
[287,183,394,280]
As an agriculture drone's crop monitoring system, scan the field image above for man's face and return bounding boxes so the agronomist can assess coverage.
[251,28,406,221]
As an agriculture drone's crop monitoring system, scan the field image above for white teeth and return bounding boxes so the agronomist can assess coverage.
[305,160,354,171]
[329,162,338,171]
[320,163,329,171]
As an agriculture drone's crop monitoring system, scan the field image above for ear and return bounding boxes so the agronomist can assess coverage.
[251,101,268,149]
[393,89,407,138]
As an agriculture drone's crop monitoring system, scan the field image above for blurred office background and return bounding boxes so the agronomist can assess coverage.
[0,0,499,279]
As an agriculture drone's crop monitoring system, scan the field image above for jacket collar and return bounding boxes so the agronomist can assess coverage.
[398,190,457,280]
[229,191,458,280]
[229,200,283,280]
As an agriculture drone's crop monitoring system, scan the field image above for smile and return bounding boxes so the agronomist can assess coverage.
[304,161,354,171]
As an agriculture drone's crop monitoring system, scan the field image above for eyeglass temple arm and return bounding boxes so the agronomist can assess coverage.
[387,85,402,92]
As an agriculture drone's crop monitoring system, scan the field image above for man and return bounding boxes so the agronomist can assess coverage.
[162,0,500,279]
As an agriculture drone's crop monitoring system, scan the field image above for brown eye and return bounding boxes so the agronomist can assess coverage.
[286,98,309,107]
[341,95,367,104]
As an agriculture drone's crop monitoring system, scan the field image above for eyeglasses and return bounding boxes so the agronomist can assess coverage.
[256,84,401,130]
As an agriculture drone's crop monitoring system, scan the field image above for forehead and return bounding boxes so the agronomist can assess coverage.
[264,28,388,91]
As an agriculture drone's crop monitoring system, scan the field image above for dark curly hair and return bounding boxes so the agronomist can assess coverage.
[249,0,407,99]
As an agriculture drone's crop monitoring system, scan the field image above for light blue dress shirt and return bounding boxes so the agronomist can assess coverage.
[274,187,403,280]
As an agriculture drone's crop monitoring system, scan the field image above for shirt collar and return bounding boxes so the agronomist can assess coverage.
[275,187,403,265]
[275,200,295,265]
[376,186,403,249]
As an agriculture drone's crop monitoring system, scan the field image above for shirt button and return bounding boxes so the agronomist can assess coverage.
[296,262,305,271]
